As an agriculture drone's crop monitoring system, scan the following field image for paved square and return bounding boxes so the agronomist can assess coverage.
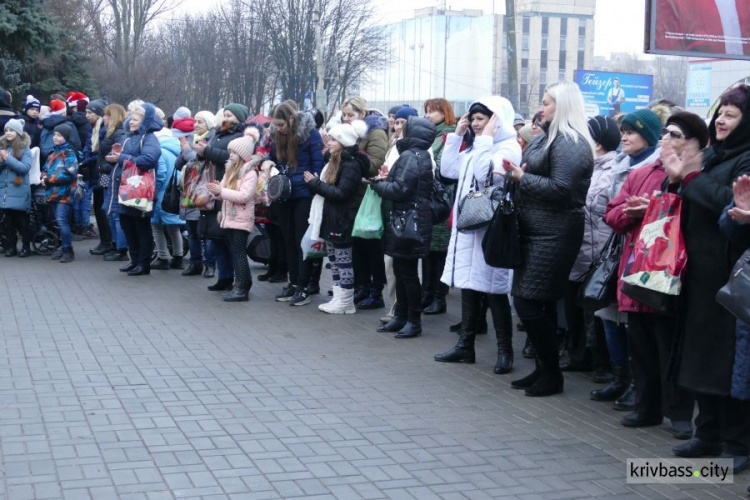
[0,239,747,499]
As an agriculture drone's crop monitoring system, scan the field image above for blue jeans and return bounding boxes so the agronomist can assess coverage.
[602,319,629,366]
[204,239,216,265]
[73,184,93,227]
[211,239,233,280]
[107,211,127,250]
[54,202,72,249]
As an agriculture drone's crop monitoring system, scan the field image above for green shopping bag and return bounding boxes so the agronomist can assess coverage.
[352,186,384,239]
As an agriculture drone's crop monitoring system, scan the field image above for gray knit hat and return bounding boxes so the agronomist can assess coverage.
[4,118,24,136]
[173,106,191,120]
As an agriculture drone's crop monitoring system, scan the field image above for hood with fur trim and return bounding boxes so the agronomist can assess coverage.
[0,131,31,154]
[364,112,388,138]
[123,102,164,135]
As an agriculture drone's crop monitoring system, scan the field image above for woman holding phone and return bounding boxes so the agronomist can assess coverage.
[433,97,522,374]
[503,81,595,397]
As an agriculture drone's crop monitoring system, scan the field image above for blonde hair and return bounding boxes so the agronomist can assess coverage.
[343,96,367,116]
[223,151,245,191]
[323,150,342,184]
[104,104,127,138]
[543,81,595,154]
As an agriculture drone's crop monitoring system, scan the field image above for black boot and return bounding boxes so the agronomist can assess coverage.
[522,335,536,358]
[223,284,250,302]
[590,364,630,401]
[358,288,385,309]
[207,278,233,291]
[449,321,462,333]
[151,257,170,270]
[377,316,407,333]
[306,259,322,295]
[420,292,434,310]
[613,380,637,411]
[523,317,564,397]
[435,329,476,363]
[59,247,75,263]
[119,261,137,272]
[424,290,447,315]
[511,359,540,389]
[476,294,489,334]
[494,328,514,375]
[169,256,184,269]
[353,286,368,305]
[394,322,422,339]
[182,262,203,276]
[89,242,111,255]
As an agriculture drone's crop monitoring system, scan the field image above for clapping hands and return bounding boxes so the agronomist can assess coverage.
[729,174,750,224]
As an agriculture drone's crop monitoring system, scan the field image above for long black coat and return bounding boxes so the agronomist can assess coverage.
[372,117,435,259]
[675,103,750,397]
[307,146,369,245]
[513,128,594,301]
[202,123,244,181]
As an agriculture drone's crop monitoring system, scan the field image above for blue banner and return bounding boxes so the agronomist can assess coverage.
[574,70,654,117]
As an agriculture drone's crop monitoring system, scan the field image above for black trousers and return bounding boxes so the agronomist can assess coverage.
[353,237,386,292]
[275,197,311,287]
[227,229,251,290]
[265,222,287,275]
[628,313,694,420]
[422,251,449,298]
[120,214,154,267]
[92,187,111,245]
[564,280,611,369]
[694,393,750,455]
[462,289,512,338]
[514,296,560,372]
[3,209,30,249]
[392,257,421,323]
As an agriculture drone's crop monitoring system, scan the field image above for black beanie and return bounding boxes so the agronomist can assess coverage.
[54,123,73,143]
[469,102,493,119]
[588,115,621,152]
[667,111,709,149]
[87,99,107,117]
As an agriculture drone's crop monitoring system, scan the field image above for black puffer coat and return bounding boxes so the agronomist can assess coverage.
[513,125,594,301]
[202,123,244,181]
[674,98,750,397]
[372,117,436,259]
[307,145,369,245]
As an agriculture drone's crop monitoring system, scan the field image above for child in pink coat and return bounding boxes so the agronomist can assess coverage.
[206,131,259,301]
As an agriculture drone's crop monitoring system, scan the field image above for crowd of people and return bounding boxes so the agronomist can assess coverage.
[1,82,749,474]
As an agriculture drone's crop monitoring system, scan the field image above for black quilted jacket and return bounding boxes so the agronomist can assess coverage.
[372,117,436,259]
[512,127,594,301]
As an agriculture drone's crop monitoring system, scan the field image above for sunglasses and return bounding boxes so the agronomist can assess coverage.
[661,128,689,140]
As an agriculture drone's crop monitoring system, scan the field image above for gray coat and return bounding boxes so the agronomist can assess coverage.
[569,150,617,281]
[0,133,32,212]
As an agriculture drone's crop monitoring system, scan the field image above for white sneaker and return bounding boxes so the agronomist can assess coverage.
[319,285,341,313]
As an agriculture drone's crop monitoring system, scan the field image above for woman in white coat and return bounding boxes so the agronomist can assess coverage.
[434,96,523,374]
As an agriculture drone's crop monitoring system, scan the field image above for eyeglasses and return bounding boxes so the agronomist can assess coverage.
[661,128,688,140]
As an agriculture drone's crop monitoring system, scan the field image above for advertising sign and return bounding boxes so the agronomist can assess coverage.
[686,63,712,108]
[645,0,750,61]
[574,70,654,117]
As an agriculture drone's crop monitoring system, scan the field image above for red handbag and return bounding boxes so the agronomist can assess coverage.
[621,185,687,312]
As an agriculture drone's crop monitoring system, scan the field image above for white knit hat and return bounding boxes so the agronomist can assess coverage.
[228,136,257,162]
[328,123,359,148]
[195,110,217,130]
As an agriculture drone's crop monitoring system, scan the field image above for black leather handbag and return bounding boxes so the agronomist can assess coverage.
[482,173,522,269]
[387,207,422,243]
[716,248,750,325]
[267,165,292,202]
[430,178,453,224]
[162,168,181,215]
[581,232,623,309]
[197,202,228,241]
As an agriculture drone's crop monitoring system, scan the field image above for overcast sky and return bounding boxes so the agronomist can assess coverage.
[174,0,645,58]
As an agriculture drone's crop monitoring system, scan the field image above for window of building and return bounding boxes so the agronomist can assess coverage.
[560,34,567,47]
[521,58,528,69]
[542,34,548,50]
[523,17,530,34]
[561,17,567,35]
[542,17,549,34]
[540,69,547,84]
[577,49,585,69]
[559,53,566,69]
[541,50,548,69]
[522,34,530,50]
[559,69,566,81]
[522,49,530,59]
[521,68,528,83]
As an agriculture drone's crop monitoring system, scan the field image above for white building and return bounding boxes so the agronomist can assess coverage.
[360,1,596,118]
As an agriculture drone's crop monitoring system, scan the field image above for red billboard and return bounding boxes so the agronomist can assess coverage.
[645,0,750,60]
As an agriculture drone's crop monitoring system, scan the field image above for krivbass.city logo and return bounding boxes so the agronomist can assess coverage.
[627,459,734,484]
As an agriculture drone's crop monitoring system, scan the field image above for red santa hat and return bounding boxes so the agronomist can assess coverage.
[66,91,89,111]
[49,99,66,115]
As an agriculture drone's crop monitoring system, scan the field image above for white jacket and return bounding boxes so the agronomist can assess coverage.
[440,96,523,294]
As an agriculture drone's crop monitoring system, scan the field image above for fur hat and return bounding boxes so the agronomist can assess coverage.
[224,103,249,123]
[195,110,217,130]
[667,111,709,150]
[53,123,73,143]
[4,118,24,136]
[49,99,66,115]
[228,136,257,162]
[87,99,107,117]
[394,105,418,121]
[24,95,41,113]
[328,123,359,148]
[621,109,662,147]
[588,115,621,152]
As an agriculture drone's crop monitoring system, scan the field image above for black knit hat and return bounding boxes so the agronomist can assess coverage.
[588,115,621,152]
[469,102,493,119]
[87,99,107,117]
[667,111,709,149]
[53,123,73,143]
